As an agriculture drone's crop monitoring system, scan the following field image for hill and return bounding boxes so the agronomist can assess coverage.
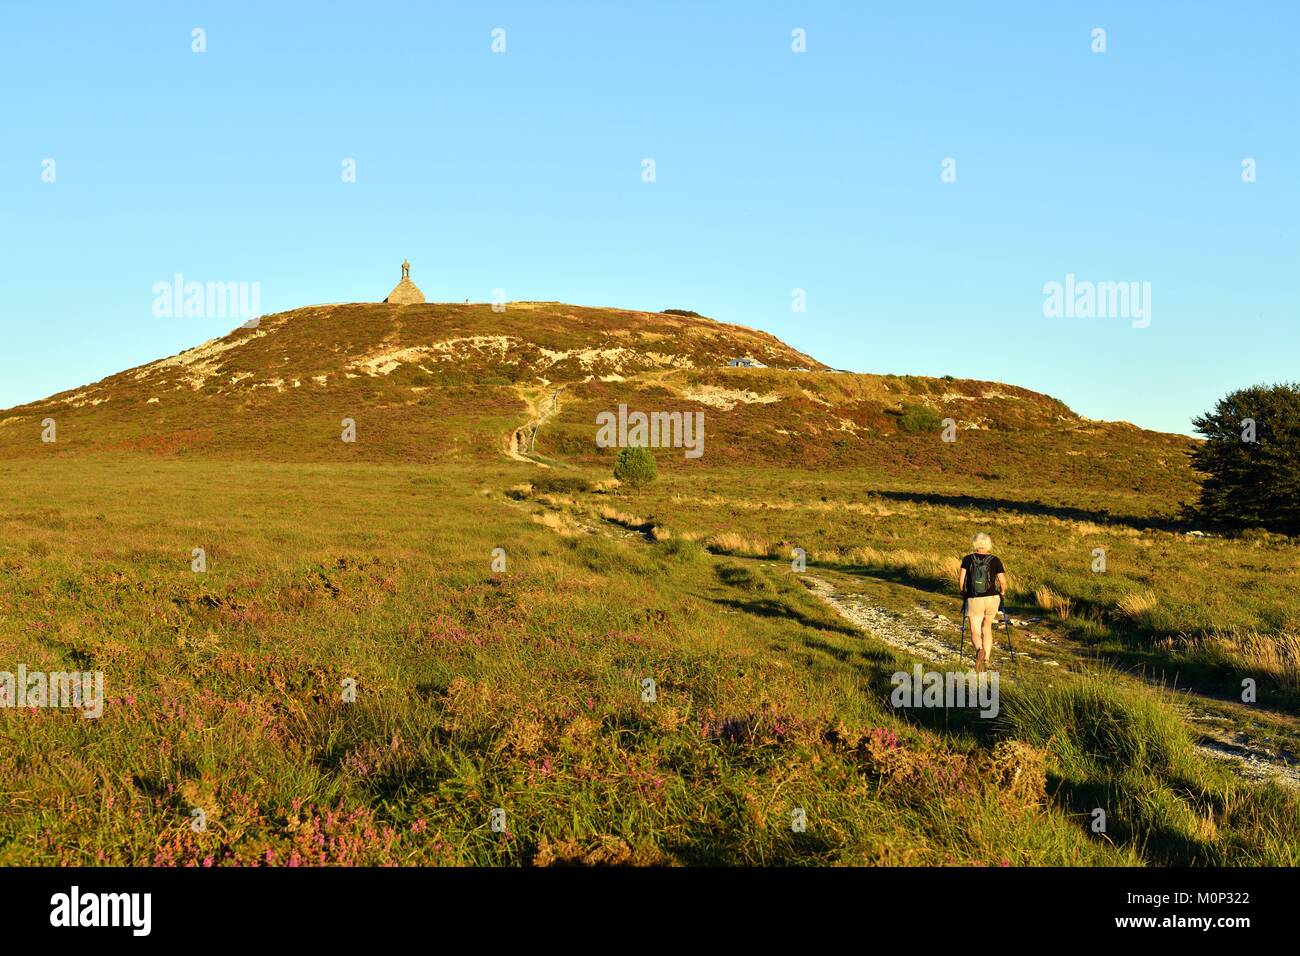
[6,297,1295,869]
[0,301,1197,505]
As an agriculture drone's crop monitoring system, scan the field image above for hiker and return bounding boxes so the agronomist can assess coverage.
[958,533,1007,673]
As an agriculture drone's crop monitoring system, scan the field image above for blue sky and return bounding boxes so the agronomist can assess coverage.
[2,1,1296,434]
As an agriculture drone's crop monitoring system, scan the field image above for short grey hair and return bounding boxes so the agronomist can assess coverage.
[972,532,993,551]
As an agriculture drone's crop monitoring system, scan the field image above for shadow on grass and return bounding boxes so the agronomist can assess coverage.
[873,489,1185,533]
[1045,773,1218,865]
[710,596,860,637]
[826,561,954,599]
[663,821,836,866]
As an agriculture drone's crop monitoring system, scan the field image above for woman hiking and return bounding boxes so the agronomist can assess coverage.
[958,533,1008,673]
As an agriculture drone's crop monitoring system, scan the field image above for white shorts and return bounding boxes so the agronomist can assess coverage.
[966,595,1001,631]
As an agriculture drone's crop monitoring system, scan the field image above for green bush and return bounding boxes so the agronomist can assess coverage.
[897,403,944,434]
[614,447,657,487]
[531,475,591,496]
[715,562,771,594]
[658,537,705,563]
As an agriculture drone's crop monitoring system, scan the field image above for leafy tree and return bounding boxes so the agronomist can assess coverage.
[614,447,657,487]
[1189,383,1300,534]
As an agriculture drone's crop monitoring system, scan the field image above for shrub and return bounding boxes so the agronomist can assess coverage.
[662,309,703,318]
[531,475,591,496]
[658,537,705,563]
[703,532,771,557]
[897,402,944,434]
[715,562,771,593]
[613,447,657,487]
[1115,589,1158,624]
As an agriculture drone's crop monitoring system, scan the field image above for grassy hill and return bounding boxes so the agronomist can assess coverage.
[0,301,1197,505]
[0,303,821,463]
[0,300,1295,866]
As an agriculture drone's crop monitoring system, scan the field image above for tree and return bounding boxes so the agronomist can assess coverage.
[1189,383,1300,534]
[614,446,657,488]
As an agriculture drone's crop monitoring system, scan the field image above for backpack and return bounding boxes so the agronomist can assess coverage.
[967,554,993,596]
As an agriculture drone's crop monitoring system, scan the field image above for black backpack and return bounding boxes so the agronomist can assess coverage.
[967,554,994,596]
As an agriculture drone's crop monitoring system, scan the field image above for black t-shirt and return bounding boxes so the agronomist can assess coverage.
[961,553,1005,597]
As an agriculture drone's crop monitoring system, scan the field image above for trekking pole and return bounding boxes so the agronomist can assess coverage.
[999,593,1017,676]
[959,597,968,664]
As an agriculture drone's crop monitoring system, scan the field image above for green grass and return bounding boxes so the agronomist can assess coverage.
[605,467,1300,709]
[996,675,1299,865]
[1,456,1294,866]
[0,301,1295,865]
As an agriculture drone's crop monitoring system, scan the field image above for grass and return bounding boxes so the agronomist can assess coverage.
[1,456,1295,866]
[0,301,1296,865]
[610,468,1300,710]
[995,674,1299,864]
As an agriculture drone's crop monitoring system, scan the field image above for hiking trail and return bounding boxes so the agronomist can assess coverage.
[505,385,566,465]
[504,484,1300,790]
[802,572,1300,789]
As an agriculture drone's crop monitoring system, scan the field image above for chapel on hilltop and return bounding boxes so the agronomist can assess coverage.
[384,259,426,304]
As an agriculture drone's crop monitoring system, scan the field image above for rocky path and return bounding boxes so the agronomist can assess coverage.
[802,572,1300,788]
[507,484,1300,790]
[802,575,971,665]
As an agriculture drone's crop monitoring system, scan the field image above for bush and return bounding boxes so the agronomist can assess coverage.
[658,537,705,563]
[531,475,591,496]
[715,562,771,594]
[994,673,1196,779]
[613,447,657,487]
[1189,383,1300,534]
[662,308,703,318]
[896,402,944,434]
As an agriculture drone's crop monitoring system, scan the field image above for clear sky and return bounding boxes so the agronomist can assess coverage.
[2,2,1296,435]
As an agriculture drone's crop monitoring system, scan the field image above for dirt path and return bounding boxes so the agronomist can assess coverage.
[802,572,1300,788]
[505,385,565,466]
[505,485,1300,790]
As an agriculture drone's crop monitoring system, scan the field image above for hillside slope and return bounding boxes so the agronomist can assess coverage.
[0,300,1197,501]
[0,303,818,462]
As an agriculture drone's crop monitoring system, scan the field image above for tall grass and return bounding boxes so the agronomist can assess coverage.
[994,672,1299,865]
[0,458,1294,866]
